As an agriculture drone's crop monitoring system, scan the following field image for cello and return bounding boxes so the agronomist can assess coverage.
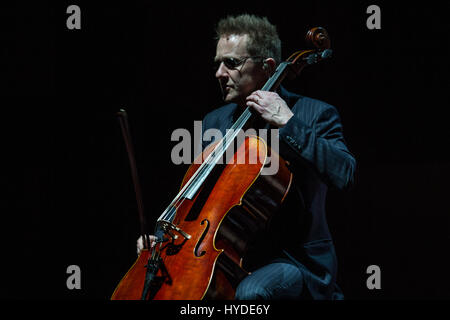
[111,27,332,300]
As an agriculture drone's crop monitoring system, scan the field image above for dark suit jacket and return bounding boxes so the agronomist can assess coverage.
[201,86,355,299]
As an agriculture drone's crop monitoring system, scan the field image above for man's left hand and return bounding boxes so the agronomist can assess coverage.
[246,90,293,127]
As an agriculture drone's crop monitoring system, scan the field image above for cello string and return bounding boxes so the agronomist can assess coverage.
[158,107,253,223]
[158,68,281,222]
[163,69,282,214]
[157,62,289,224]
[158,112,249,223]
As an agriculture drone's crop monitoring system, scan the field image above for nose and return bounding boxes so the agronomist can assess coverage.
[215,62,228,79]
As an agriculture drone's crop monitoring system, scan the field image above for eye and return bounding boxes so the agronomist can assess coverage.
[223,58,240,69]
[213,57,244,71]
[213,59,226,70]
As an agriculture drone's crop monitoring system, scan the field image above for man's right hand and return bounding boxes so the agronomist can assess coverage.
[136,235,157,255]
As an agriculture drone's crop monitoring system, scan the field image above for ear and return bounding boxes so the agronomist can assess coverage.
[263,58,276,75]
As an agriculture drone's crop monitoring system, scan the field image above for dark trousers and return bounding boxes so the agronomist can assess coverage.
[234,258,304,300]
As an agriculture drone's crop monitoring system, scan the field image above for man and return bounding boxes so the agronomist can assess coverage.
[138,14,355,300]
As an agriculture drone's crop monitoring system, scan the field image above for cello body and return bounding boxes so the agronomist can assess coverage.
[112,135,292,300]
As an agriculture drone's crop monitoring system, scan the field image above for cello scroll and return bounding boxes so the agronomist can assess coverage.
[286,27,332,77]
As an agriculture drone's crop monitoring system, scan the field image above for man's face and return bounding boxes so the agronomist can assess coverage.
[215,34,266,106]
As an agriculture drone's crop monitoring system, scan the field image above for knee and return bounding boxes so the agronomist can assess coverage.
[235,279,270,300]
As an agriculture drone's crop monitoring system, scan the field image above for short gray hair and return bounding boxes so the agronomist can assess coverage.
[215,14,282,64]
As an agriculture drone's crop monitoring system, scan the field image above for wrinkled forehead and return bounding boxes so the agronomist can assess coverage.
[215,34,250,59]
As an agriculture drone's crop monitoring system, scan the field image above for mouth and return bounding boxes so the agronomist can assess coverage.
[224,85,234,93]
[219,82,236,100]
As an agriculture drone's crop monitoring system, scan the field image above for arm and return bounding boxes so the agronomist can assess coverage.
[278,103,355,190]
[246,90,355,190]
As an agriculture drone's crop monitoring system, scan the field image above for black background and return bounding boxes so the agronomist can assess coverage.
[1,0,449,301]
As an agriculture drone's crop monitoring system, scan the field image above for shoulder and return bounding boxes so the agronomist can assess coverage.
[280,87,339,123]
[297,96,338,116]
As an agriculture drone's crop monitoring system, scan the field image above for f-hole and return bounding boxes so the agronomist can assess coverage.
[194,219,209,257]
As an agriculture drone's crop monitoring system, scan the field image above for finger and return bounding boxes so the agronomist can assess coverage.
[150,235,156,247]
[254,91,271,103]
[246,94,258,102]
[144,235,153,248]
[137,235,146,254]
[247,95,263,106]
[253,90,265,98]
[247,101,264,114]
[137,242,142,255]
